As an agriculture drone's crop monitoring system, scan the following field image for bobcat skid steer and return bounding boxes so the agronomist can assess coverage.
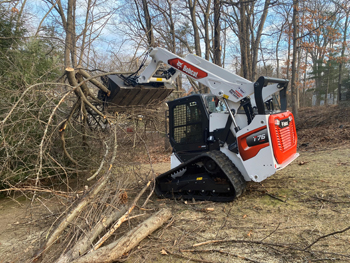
[104,47,299,202]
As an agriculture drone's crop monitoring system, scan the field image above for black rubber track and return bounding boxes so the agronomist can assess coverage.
[155,150,246,202]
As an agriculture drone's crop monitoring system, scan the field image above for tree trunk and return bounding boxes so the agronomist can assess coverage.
[338,9,349,103]
[213,0,222,67]
[239,2,249,79]
[286,23,291,81]
[233,0,270,81]
[326,64,330,106]
[314,61,322,106]
[78,0,92,66]
[142,0,155,47]
[64,0,76,68]
[71,0,77,67]
[296,40,301,108]
[303,51,308,107]
[222,19,227,68]
[291,0,298,119]
[203,0,211,61]
[251,0,270,81]
[189,0,208,93]
[78,68,110,95]
[168,0,176,53]
[64,0,72,67]
[275,25,284,78]
[188,0,201,56]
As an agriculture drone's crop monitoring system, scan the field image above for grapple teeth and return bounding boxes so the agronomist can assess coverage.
[171,168,187,179]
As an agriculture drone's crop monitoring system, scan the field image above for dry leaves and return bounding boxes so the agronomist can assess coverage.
[119,191,128,204]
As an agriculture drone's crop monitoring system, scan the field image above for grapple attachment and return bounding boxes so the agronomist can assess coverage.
[99,74,174,112]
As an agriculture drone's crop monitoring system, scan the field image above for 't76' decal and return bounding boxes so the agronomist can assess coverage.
[246,129,269,147]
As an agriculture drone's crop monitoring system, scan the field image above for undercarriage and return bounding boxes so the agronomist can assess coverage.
[155,150,246,202]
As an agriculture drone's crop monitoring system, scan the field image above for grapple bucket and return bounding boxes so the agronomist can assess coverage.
[99,74,174,112]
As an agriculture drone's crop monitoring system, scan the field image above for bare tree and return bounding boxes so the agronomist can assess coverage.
[40,0,117,68]
[225,0,272,81]
[271,3,292,79]
[148,0,176,51]
[297,0,342,105]
[291,0,299,118]
[186,0,211,93]
[336,0,350,103]
[188,0,202,57]
[198,0,212,60]
[141,0,155,47]
[213,0,222,66]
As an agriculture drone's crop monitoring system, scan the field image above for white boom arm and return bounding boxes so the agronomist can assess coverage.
[137,47,286,112]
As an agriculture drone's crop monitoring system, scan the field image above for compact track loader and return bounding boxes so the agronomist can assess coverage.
[102,47,299,202]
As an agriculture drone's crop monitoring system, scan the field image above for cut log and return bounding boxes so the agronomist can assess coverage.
[71,208,172,263]
[65,67,80,97]
[65,67,78,86]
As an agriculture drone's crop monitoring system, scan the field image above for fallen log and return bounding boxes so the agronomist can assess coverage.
[71,208,172,263]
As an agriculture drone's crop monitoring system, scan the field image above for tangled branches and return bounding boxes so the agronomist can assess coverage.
[0,65,168,188]
[0,65,172,262]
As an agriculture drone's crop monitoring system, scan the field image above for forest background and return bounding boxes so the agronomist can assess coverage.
[1,0,350,262]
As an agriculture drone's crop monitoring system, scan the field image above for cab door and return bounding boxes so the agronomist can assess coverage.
[168,95,209,161]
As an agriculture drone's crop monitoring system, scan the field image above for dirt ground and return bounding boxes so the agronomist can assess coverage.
[1,105,350,263]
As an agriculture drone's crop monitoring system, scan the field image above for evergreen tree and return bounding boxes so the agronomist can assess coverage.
[0,6,26,51]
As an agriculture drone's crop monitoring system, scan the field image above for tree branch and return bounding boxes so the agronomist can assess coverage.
[303,226,350,251]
